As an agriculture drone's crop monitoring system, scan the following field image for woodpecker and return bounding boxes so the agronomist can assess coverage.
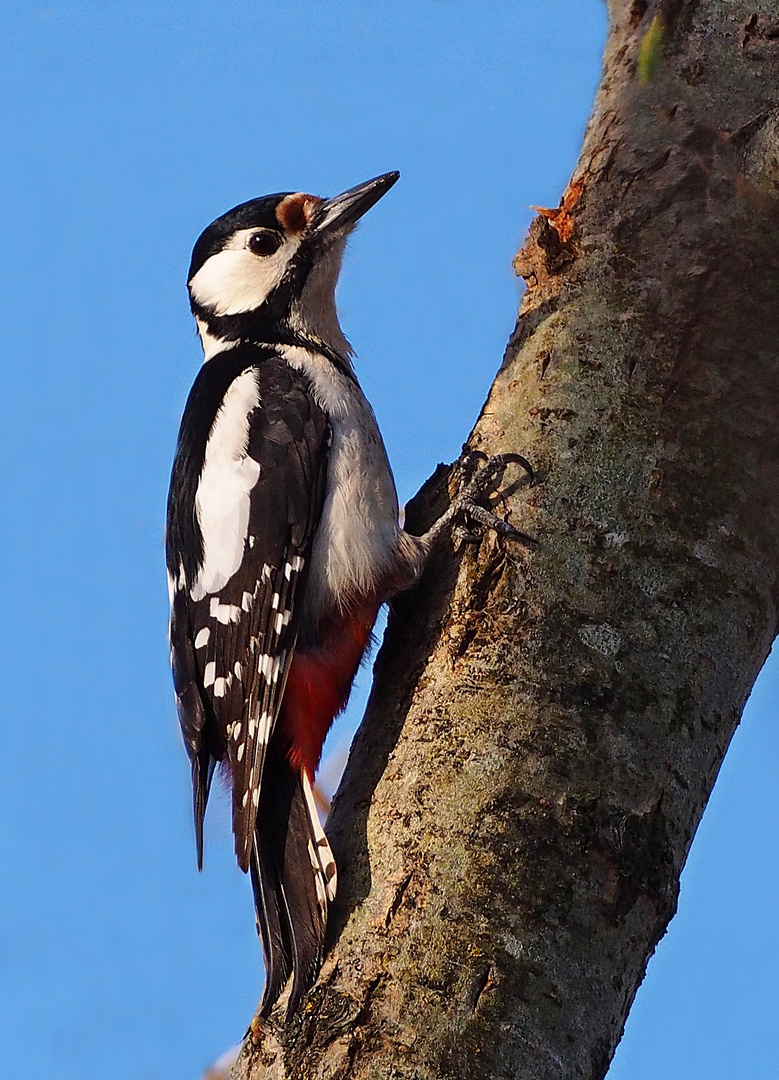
[166,172,532,1020]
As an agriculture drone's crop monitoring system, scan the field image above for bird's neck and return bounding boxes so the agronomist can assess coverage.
[288,238,352,360]
[193,281,352,368]
[194,310,352,371]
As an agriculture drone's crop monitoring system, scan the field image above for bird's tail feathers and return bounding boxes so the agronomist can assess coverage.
[193,752,216,871]
[301,771,338,904]
[251,753,336,1019]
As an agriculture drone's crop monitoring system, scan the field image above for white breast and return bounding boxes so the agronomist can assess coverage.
[280,345,402,617]
[191,369,261,601]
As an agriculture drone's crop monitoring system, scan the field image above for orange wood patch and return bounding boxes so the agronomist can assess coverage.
[530,179,584,244]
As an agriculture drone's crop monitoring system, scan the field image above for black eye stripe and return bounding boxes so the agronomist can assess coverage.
[248,231,282,257]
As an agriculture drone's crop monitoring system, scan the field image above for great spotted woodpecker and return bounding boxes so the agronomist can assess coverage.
[166,172,532,1020]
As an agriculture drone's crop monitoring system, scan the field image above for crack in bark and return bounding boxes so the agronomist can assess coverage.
[384,872,414,928]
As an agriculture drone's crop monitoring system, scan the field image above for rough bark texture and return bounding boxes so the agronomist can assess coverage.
[232,3,779,1077]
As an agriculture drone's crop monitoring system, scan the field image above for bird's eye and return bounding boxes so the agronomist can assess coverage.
[248,231,282,257]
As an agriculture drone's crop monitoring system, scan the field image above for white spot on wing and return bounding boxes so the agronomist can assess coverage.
[203,662,216,688]
[209,597,242,624]
[194,627,210,650]
[259,654,281,681]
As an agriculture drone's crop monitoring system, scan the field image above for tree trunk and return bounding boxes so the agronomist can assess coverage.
[232,3,779,1077]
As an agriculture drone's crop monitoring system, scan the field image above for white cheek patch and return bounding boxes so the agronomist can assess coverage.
[189,228,300,316]
[191,370,261,601]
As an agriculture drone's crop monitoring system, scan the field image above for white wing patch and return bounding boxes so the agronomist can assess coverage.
[191,370,261,601]
[209,597,242,623]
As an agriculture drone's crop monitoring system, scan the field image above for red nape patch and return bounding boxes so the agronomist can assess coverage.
[280,603,380,778]
[276,192,321,235]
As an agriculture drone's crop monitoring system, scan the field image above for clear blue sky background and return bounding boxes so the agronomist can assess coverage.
[0,3,776,1078]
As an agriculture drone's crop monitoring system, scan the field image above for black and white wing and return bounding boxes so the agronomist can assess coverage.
[167,346,329,871]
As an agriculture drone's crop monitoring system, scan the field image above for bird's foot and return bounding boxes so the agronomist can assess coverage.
[421,450,537,551]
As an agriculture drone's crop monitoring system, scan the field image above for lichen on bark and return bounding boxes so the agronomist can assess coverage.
[233,3,779,1077]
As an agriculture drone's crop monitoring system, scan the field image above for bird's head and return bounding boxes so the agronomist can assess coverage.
[187,171,399,361]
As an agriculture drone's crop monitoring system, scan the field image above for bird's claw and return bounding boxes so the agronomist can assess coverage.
[416,450,536,551]
[452,450,537,549]
[460,448,535,490]
[455,498,538,549]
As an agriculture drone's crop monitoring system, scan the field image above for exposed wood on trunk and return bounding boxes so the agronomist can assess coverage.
[232,2,779,1076]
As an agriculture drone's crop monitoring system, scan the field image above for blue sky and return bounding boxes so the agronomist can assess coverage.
[0,3,775,1078]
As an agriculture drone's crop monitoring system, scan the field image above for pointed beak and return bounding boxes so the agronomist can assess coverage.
[312,171,400,236]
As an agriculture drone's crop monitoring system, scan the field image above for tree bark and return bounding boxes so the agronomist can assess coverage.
[232,2,779,1077]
